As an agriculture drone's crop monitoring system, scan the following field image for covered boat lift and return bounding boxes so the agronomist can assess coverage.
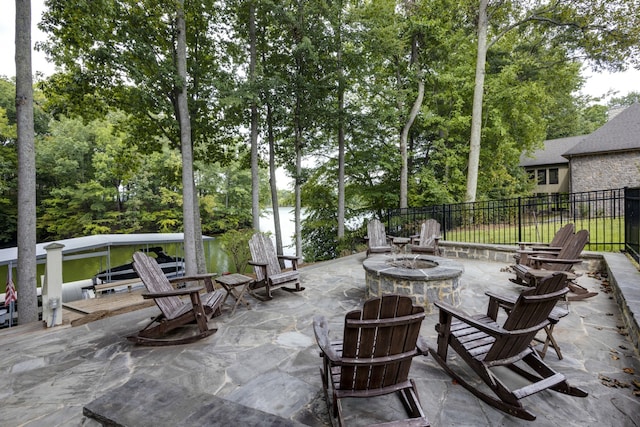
[0,233,214,327]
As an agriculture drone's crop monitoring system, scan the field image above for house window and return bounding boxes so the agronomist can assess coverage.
[549,168,559,185]
[527,169,535,181]
[537,169,546,185]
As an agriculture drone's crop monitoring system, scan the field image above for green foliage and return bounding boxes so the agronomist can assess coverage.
[5,0,634,259]
[217,229,254,273]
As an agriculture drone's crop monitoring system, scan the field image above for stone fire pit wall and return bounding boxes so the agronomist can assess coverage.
[363,255,464,314]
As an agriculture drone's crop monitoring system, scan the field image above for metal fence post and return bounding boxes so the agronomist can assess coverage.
[517,197,522,243]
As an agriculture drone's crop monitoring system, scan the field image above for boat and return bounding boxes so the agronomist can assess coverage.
[92,247,185,285]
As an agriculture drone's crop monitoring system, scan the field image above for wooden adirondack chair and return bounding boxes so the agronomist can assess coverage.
[486,288,570,360]
[248,233,303,300]
[127,252,225,345]
[365,218,393,256]
[313,295,430,427]
[511,230,596,300]
[429,272,587,421]
[515,223,575,265]
[409,219,441,256]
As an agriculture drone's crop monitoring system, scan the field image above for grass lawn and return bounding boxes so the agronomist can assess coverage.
[445,218,624,252]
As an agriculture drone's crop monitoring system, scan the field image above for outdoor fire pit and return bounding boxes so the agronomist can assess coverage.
[363,254,464,314]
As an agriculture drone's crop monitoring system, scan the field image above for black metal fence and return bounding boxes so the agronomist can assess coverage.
[385,188,629,253]
[626,187,640,262]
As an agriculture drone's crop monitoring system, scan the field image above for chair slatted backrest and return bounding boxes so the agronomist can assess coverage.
[249,233,282,283]
[485,273,568,362]
[133,251,183,318]
[367,219,388,247]
[549,223,575,247]
[340,295,425,391]
[539,230,589,271]
[418,219,441,247]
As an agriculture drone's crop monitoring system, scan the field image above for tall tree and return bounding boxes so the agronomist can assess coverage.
[248,0,261,231]
[40,0,233,273]
[175,0,198,275]
[465,0,640,202]
[465,0,488,203]
[15,0,38,323]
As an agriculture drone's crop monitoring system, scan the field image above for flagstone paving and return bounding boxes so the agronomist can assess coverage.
[1,253,639,426]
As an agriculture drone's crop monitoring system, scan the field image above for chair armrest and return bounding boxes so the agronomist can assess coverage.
[278,255,300,270]
[313,316,340,362]
[485,291,518,320]
[142,286,204,299]
[169,273,217,285]
[516,241,546,247]
[529,245,562,251]
[530,256,582,265]
[516,249,559,256]
[434,301,506,337]
[485,291,518,306]
[248,260,268,267]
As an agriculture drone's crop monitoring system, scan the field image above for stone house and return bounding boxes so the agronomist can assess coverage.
[521,103,640,195]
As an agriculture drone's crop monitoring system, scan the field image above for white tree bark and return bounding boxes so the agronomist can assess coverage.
[15,0,38,324]
[465,0,489,203]
[400,75,424,209]
[176,0,197,275]
[249,1,260,232]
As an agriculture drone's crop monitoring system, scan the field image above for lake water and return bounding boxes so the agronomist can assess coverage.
[259,207,298,257]
[1,207,299,293]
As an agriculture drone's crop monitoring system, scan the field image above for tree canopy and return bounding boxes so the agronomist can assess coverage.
[3,0,638,263]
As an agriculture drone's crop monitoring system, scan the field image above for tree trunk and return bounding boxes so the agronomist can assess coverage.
[267,102,284,258]
[15,0,38,324]
[295,126,302,259]
[294,0,304,260]
[193,181,206,274]
[399,75,424,209]
[249,0,260,231]
[175,0,197,276]
[336,2,345,238]
[465,0,489,203]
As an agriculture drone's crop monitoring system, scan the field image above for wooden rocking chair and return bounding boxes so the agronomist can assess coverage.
[127,252,225,346]
[511,230,596,300]
[313,295,430,427]
[429,272,587,420]
[409,219,441,256]
[514,223,574,265]
[248,233,304,300]
[485,287,570,360]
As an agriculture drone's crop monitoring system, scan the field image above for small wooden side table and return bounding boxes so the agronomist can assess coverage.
[392,237,411,254]
[215,273,254,315]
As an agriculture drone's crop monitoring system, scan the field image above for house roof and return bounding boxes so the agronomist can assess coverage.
[519,135,585,167]
[563,103,640,157]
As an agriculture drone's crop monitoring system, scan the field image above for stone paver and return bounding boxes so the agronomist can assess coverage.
[1,253,639,426]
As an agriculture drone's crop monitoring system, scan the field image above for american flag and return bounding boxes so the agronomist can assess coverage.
[5,273,17,307]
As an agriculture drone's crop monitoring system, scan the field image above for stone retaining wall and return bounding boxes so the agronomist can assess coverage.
[603,253,640,353]
[439,241,606,272]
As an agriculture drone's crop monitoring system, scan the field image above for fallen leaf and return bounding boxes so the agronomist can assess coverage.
[622,367,634,375]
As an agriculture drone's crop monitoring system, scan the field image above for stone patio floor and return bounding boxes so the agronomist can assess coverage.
[1,253,639,426]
